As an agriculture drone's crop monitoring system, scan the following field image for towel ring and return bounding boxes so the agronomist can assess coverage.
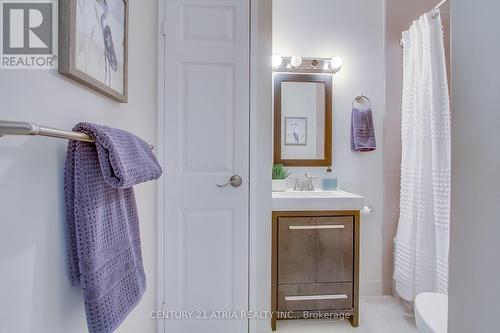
[352,94,372,109]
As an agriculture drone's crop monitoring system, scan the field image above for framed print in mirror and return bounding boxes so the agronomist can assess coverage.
[285,117,307,146]
[59,0,128,103]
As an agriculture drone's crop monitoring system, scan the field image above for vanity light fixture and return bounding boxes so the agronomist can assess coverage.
[272,54,283,68]
[272,56,343,74]
[330,56,344,73]
[290,56,303,68]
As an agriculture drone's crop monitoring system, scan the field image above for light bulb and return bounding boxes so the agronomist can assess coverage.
[272,54,283,68]
[290,56,303,68]
[330,56,343,72]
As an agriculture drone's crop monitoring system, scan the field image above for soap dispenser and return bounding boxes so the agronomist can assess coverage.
[321,166,338,191]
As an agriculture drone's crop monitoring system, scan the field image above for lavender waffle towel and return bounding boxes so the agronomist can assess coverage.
[64,123,162,333]
[351,108,376,152]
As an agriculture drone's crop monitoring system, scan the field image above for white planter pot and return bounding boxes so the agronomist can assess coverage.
[272,179,288,192]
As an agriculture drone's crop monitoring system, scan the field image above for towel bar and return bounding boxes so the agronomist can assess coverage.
[0,120,154,150]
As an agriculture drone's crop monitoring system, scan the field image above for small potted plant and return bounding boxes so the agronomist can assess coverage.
[272,164,291,192]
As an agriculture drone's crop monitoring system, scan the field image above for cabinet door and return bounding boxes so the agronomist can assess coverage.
[316,217,354,283]
[278,217,316,284]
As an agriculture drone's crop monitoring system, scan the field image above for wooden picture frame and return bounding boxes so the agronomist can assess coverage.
[274,73,333,167]
[58,0,128,103]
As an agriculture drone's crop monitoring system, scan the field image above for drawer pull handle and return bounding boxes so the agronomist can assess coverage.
[289,225,345,230]
[285,294,348,301]
[318,225,345,230]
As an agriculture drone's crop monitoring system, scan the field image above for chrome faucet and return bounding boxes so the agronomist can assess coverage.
[299,173,315,191]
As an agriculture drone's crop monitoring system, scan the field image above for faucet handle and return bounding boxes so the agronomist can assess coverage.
[307,177,315,191]
[293,178,301,191]
[309,182,315,191]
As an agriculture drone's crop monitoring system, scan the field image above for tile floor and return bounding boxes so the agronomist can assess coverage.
[275,296,418,333]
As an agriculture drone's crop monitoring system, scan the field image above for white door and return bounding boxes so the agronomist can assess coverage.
[161,0,249,332]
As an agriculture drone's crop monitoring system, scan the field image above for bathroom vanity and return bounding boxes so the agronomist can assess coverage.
[271,191,364,330]
[271,57,365,329]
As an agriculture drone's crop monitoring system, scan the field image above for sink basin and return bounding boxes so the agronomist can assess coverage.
[272,190,364,211]
[273,191,361,198]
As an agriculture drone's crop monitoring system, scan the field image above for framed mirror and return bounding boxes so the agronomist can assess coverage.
[274,73,332,166]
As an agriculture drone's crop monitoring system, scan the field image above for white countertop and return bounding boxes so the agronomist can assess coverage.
[272,190,365,211]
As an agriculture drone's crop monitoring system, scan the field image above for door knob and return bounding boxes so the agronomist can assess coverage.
[217,175,243,188]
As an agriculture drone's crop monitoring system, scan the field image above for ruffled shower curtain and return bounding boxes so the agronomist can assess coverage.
[394,10,451,302]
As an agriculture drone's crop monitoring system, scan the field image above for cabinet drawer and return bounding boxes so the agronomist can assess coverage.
[278,283,353,312]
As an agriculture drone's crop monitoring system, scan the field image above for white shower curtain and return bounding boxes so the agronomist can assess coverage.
[394,10,450,302]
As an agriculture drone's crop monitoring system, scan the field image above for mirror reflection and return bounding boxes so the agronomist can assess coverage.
[274,74,332,166]
[281,81,325,160]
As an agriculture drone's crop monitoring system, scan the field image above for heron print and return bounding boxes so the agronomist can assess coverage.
[285,117,307,146]
[75,0,125,94]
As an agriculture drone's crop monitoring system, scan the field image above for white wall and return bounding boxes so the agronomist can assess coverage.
[0,1,159,332]
[249,2,273,332]
[273,0,386,295]
[448,0,500,331]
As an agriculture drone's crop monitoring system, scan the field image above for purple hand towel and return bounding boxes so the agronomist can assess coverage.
[64,123,162,333]
[351,108,376,152]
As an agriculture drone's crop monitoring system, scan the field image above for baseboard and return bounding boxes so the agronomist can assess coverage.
[360,280,384,296]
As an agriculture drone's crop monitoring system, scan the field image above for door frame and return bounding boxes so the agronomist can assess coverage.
[156,1,272,333]
[156,1,166,332]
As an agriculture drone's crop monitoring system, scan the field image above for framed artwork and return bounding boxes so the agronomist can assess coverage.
[59,0,128,103]
[285,117,307,146]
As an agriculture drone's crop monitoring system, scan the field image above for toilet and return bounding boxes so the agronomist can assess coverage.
[415,293,448,333]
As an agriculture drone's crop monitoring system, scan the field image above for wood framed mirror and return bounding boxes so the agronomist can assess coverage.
[274,73,332,166]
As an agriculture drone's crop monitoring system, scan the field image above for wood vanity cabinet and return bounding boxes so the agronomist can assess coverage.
[271,211,360,329]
